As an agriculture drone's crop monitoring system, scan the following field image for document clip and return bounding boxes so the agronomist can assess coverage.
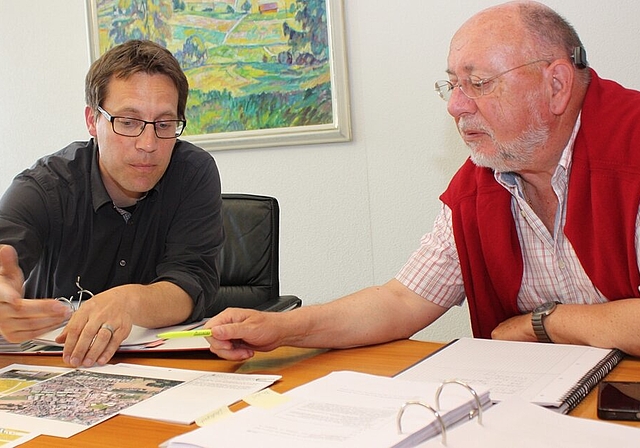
[396,379,483,446]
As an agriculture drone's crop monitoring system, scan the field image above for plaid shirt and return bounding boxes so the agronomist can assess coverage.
[397,117,640,313]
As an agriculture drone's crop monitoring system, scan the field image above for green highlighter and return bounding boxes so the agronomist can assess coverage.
[156,329,213,339]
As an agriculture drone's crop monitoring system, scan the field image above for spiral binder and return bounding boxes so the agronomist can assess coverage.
[396,379,483,446]
[395,338,626,414]
[559,348,625,412]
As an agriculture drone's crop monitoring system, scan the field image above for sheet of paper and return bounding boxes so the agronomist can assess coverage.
[418,397,640,447]
[0,426,40,448]
[0,363,183,438]
[161,370,491,448]
[395,338,614,407]
[106,363,280,424]
[0,364,70,396]
[0,364,78,438]
[32,320,207,348]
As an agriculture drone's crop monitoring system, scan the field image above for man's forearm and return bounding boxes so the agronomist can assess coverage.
[110,281,193,328]
[282,280,447,349]
[545,299,640,356]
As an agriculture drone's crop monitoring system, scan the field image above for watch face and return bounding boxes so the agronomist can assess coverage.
[534,301,557,314]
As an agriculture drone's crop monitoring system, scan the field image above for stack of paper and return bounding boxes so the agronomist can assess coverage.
[0,336,37,353]
[32,321,207,350]
[161,370,492,448]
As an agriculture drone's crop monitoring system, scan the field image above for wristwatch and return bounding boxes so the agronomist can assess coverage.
[531,301,560,343]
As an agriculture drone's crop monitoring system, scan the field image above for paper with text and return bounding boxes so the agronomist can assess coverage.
[106,363,281,424]
[395,338,617,409]
[160,370,491,448]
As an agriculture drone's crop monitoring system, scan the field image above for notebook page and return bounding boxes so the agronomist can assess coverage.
[396,338,615,407]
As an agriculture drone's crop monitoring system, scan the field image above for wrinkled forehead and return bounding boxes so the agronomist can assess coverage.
[447,7,530,75]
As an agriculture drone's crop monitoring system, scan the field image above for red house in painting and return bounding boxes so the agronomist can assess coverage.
[259,2,279,14]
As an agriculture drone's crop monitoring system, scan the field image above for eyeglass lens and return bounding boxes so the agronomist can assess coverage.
[112,117,184,139]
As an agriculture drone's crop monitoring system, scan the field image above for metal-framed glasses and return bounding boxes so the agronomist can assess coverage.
[434,59,549,101]
[97,106,186,139]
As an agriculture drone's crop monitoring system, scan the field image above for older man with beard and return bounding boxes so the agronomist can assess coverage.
[201,1,640,361]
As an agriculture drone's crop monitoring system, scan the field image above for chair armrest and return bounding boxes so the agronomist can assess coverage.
[254,295,302,312]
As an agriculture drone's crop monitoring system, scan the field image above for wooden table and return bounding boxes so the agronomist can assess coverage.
[1,339,639,447]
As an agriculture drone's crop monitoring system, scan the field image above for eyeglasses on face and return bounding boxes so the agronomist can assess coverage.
[97,106,186,139]
[434,59,550,101]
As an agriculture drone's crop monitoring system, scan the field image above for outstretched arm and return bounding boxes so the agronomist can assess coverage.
[204,279,449,361]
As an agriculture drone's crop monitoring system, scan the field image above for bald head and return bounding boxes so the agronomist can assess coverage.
[452,2,586,74]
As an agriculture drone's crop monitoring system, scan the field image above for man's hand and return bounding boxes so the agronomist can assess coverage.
[0,245,71,342]
[56,289,134,367]
[56,281,191,367]
[204,308,286,361]
[491,312,538,342]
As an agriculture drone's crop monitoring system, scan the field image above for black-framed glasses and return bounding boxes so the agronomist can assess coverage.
[97,106,186,139]
[434,59,549,101]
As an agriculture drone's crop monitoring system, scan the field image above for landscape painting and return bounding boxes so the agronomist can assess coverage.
[86,0,351,150]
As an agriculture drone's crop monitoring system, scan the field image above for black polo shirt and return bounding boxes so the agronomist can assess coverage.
[0,139,224,321]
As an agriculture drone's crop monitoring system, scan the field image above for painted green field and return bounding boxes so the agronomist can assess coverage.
[96,1,333,135]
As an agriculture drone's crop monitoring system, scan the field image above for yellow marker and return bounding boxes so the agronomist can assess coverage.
[157,329,212,339]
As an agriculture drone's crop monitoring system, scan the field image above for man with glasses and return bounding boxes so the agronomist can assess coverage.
[0,40,224,367]
[203,1,640,361]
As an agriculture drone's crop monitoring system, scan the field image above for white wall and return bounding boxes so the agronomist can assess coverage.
[1,1,639,342]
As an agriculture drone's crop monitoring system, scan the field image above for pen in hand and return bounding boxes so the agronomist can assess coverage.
[157,329,212,339]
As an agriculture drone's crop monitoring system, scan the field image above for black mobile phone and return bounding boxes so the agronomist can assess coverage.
[597,381,640,421]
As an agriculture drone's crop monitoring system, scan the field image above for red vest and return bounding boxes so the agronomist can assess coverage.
[440,69,640,338]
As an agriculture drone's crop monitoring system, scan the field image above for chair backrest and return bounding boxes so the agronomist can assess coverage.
[215,194,280,309]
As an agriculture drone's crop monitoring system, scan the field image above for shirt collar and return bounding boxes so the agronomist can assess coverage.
[90,140,112,211]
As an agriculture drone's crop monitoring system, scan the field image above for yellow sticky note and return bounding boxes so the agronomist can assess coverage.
[195,406,233,427]
[243,387,290,409]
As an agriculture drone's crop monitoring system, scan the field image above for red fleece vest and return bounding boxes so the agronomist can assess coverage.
[440,69,640,339]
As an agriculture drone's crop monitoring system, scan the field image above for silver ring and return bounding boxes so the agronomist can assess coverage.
[100,323,115,337]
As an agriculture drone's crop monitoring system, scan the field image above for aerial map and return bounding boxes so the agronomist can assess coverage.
[0,368,182,426]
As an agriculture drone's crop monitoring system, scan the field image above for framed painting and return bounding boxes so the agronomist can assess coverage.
[86,0,351,151]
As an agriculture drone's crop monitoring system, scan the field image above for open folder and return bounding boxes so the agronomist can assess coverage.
[161,370,492,448]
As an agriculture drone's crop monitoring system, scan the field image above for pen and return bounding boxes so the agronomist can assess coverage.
[157,329,212,339]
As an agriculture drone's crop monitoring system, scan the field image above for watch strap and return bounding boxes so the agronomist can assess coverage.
[532,314,553,343]
[531,301,559,343]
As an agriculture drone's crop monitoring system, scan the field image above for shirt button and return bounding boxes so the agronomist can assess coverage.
[119,260,126,267]
[558,260,566,270]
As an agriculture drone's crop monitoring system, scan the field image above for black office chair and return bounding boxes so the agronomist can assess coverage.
[214,193,302,312]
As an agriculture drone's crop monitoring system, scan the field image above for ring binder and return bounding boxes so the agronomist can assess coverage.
[435,379,484,424]
[397,379,483,446]
[396,400,446,444]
